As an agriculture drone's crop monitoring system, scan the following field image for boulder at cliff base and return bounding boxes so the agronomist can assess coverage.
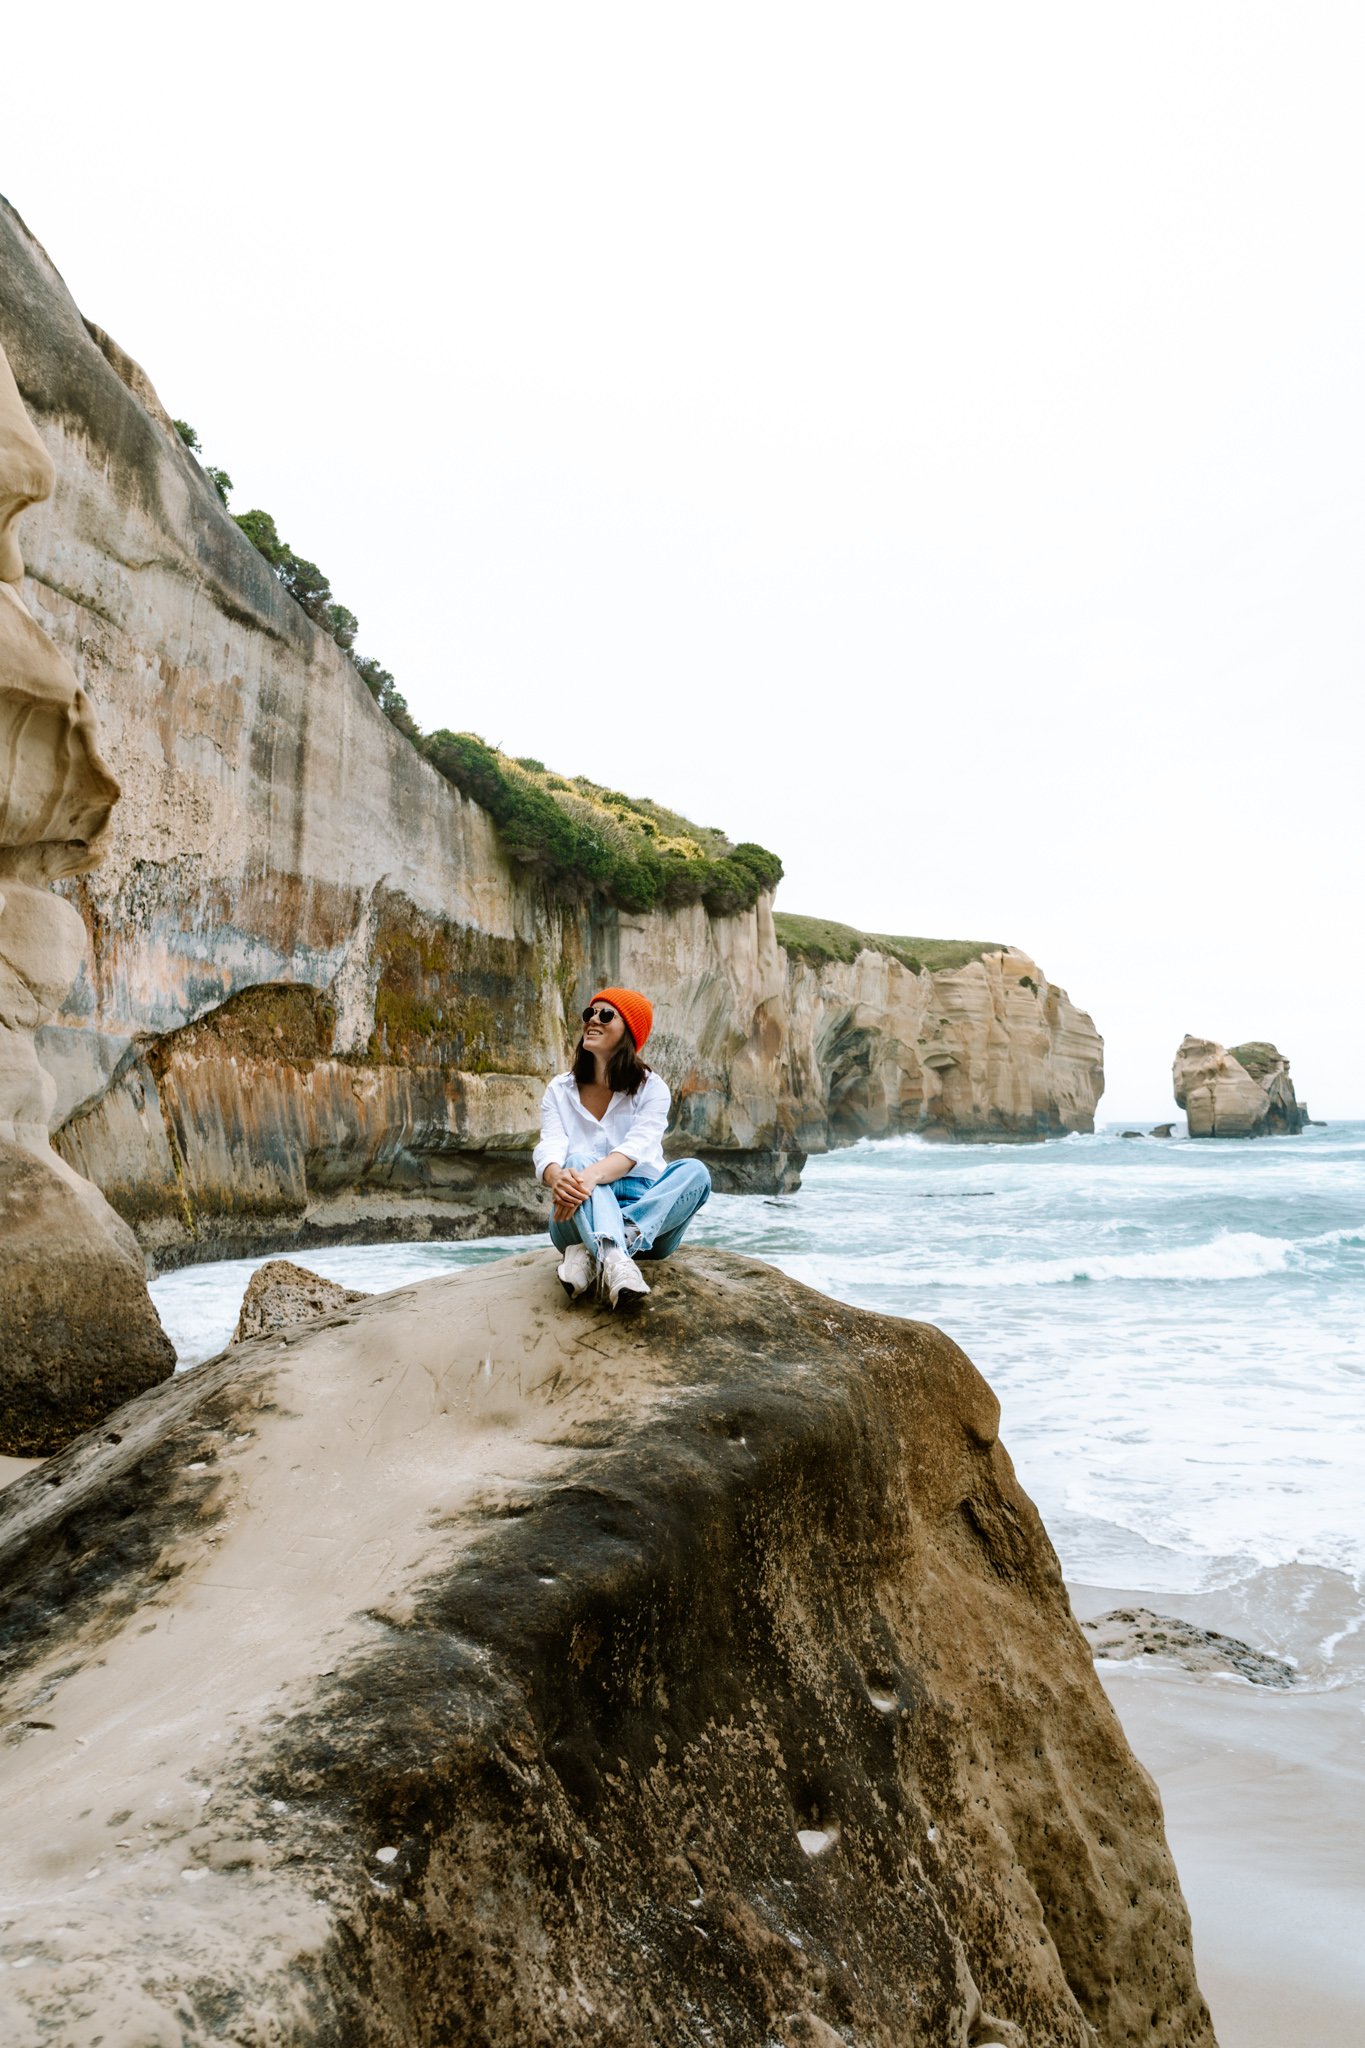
[0,1138,174,1456]
[0,1249,1213,2045]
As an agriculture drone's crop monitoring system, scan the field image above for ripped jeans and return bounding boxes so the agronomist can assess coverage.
[548,1152,712,1262]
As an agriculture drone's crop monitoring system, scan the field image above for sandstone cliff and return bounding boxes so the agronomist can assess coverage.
[1,196,1102,1268]
[0,1251,1212,2045]
[0,321,174,1452]
[780,922,1103,1149]
[1173,1035,1308,1139]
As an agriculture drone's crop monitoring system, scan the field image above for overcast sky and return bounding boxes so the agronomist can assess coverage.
[8,3,1364,1115]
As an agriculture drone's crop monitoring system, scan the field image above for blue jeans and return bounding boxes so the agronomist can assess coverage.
[548,1152,712,1262]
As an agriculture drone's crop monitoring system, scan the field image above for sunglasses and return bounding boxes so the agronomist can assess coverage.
[581,1004,618,1026]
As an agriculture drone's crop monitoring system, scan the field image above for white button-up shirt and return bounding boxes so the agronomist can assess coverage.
[533,1070,671,1185]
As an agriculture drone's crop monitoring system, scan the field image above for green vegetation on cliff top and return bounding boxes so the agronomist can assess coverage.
[774,913,1003,976]
[173,419,782,916]
[423,733,782,915]
[1229,1041,1283,1079]
[176,416,1013,940]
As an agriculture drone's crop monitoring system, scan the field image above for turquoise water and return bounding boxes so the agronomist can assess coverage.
[152,1123,1365,1648]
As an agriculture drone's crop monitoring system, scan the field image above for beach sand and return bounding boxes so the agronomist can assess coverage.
[0,1453,39,1490]
[1072,1581,1365,2046]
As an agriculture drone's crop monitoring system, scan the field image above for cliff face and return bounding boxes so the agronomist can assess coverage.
[1,197,1102,1266]
[0,320,174,1451]
[1173,1035,1307,1138]
[1,198,798,1259]
[0,1251,1213,2045]
[785,942,1103,1150]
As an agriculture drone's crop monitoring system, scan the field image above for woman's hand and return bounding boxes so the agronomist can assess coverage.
[549,1165,593,1221]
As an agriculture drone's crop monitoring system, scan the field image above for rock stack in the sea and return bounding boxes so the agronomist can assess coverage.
[0,195,1105,1269]
[0,1249,1214,2044]
[1173,1034,1309,1138]
[0,337,174,1456]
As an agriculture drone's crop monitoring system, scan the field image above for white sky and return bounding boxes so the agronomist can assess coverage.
[8,3,1364,1116]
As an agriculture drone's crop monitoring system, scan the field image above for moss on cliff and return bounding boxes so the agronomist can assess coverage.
[774,913,1003,977]
[146,983,337,1071]
[1229,1041,1283,1080]
[368,905,548,1073]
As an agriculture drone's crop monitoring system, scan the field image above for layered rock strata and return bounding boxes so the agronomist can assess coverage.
[0,1250,1212,2045]
[1,197,798,1261]
[1173,1035,1307,1139]
[784,942,1103,1151]
[0,328,173,1452]
[2,196,1102,1269]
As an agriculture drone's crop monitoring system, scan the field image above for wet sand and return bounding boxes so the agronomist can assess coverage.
[1072,1581,1365,2046]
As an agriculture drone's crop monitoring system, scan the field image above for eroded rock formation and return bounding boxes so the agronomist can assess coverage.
[0,1251,1212,2045]
[1173,1035,1307,1139]
[231,1257,370,1343]
[0,331,173,1453]
[785,943,1103,1150]
[1,195,1103,1267]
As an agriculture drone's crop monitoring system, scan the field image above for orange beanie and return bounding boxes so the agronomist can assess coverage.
[589,987,653,1053]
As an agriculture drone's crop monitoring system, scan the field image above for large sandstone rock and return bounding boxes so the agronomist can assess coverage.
[1173,1035,1307,1139]
[0,1139,174,1454]
[783,942,1104,1149]
[0,196,1102,1265]
[1228,1040,1309,1133]
[0,1252,1212,2044]
[0,322,173,1451]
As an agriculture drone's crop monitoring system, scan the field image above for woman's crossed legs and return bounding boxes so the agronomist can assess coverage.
[548,1154,712,1266]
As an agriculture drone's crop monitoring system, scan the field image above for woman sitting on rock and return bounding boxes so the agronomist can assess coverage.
[535,987,712,1308]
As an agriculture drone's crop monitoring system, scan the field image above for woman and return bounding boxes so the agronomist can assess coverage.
[535,986,712,1308]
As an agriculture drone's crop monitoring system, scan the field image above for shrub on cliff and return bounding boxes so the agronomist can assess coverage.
[422,731,782,916]
[233,508,352,642]
[171,419,231,503]
[353,656,421,740]
[167,415,778,918]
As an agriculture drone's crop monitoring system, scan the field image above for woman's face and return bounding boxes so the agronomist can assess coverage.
[582,1003,626,1062]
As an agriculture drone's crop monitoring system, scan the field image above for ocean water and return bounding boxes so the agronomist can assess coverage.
[151,1122,1365,1672]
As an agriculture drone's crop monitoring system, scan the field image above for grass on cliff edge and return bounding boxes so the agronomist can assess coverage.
[774,912,1004,977]
[421,732,783,917]
[171,420,780,921]
[1229,1041,1284,1079]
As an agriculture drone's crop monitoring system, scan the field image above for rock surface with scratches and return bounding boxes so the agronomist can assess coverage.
[0,1250,1213,2044]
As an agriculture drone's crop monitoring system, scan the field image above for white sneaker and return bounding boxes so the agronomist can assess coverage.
[556,1242,595,1300]
[599,1242,650,1309]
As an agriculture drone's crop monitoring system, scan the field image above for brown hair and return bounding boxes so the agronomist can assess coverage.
[572,1027,650,1097]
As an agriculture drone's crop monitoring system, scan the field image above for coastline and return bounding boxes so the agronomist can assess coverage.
[15,1160,1365,2038]
[1070,1580,1365,2045]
